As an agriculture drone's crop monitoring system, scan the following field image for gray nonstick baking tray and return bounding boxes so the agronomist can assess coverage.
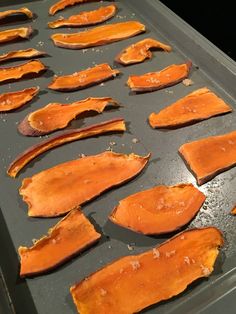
[1,0,236,313]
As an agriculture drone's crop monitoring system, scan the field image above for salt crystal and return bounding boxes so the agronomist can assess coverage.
[153,248,160,259]
[165,250,176,257]
[130,260,140,270]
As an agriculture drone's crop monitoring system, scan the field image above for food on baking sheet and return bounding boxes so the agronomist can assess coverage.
[179,130,236,185]
[0,7,33,21]
[127,61,191,92]
[19,208,101,277]
[18,97,119,136]
[149,88,232,128]
[0,87,39,112]
[0,48,46,63]
[109,184,205,234]
[49,0,98,16]
[48,63,119,91]
[48,4,117,28]
[0,26,32,44]
[116,38,171,65]
[51,21,145,49]
[8,118,126,178]
[231,205,236,215]
[0,60,46,84]
[19,151,150,217]
[70,227,223,314]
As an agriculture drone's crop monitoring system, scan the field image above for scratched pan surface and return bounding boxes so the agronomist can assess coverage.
[0,0,236,313]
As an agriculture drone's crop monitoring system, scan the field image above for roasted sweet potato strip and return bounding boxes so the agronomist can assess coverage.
[109,184,205,235]
[0,48,46,64]
[18,97,119,136]
[0,26,32,44]
[0,8,33,21]
[51,21,146,49]
[19,208,101,277]
[116,38,172,65]
[20,151,150,217]
[48,63,119,92]
[70,227,223,314]
[8,118,126,178]
[231,205,236,215]
[49,0,98,15]
[127,61,191,93]
[0,60,46,84]
[48,4,117,29]
[0,87,39,112]
[149,88,232,128]
[179,130,236,185]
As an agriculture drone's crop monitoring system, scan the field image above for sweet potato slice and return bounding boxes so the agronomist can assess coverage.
[18,97,119,136]
[109,183,205,235]
[0,60,46,84]
[0,26,32,44]
[179,130,236,185]
[49,0,97,16]
[149,88,232,128]
[0,7,33,21]
[70,227,223,314]
[116,38,172,65]
[19,151,150,217]
[8,118,126,178]
[48,63,119,92]
[48,4,117,29]
[127,61,191,93]
[19,208,101,277]
[0,48,46,64]
[51,21,146,49]
[231,205,236,215]
[0,87,39,112]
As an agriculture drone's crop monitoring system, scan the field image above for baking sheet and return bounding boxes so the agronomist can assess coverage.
[0,0,236,313]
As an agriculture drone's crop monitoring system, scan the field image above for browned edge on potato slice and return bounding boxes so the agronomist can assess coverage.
[0,87,39,112]
[179,130,236,185]
[0,48,46,64]
[19,151,150,217]
[0,7,33,21]
[149,87,232,129]
[48,63,119,92]
[51,21,146,49]
[115,38,172,65]
[0,60,46,84]
[127,61,192,93]
[18,97,119,136]
[109,183,206,235]
[19,208,101,277]
[49,0,98,16]
[70,227,223,314]
[0,26,32,44]
[8,118,126,178]
[48,4,117,29]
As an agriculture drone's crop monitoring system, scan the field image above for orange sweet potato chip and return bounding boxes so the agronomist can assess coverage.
[8,118,126,178]
[127,61,191,92]
[18,97,119,136]
[0,7,33,21]
[0,48,46,64]
[0,87,39,112]
[19,208,101,277]
[179,130,236,185]
[19,151,150,217]
[51,21,145,49]
[70,227,223,314]
[109,183,206,234]
[116,38,171,65]
[149,88,232,128]
[231,205,236,215]
[48,63,119,91]
[0,60,46,84]
[0,26,32,44]
[48,4,117,28]
[49,0,97,16]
